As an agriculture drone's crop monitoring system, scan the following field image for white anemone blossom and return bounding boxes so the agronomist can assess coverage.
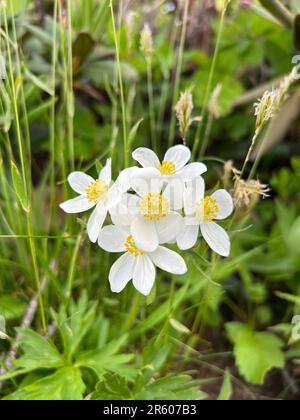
[132,145,207,183]
[126,168,183,253]
[177,177,234,257]
[98,225,187,296]
[60,159,128,243]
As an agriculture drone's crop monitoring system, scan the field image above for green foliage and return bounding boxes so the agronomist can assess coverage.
[1,0,300,401]
[2,294,135,400]
[0,295,26,320]
[90,340,206,400]
[226,323,285,385]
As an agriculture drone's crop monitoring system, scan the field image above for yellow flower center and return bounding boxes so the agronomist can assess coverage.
[125,235,145,257]
[140,193,170,221]
[157,160,176,175]
[85,179,109,203]
[196,196,219,222]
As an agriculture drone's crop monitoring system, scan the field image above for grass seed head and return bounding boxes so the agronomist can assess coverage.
[140,23,153,58]
[175,90,194,141]
[234,177,270,207]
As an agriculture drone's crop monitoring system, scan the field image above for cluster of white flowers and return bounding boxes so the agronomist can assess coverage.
[60,145,234,296]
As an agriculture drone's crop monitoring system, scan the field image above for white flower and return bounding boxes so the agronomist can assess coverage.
[125,168,182,252]
[98,225,187,296]
[60,159,128,243]
[177,177,234,257]
[132,145,207,183]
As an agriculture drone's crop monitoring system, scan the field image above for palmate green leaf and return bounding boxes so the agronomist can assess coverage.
[226,322,285,385]
[91,374,132,400]
[3,367,85,400]
[14,328,64,371]
[136,375,206,400]
[77,335,136,380]
[51,291,97,358]
[0,295,27,320]
[91,373,206,401]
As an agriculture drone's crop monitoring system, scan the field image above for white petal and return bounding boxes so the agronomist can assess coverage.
[177,218,199,250]
[132,147,160,168]
[59,195,95,214]
[110,193,139,227]
[115,166,138,193]
[98,225,128,252]
[68,172,95,195]
[131,167,162,197]
[180,162,207,182]
[87,203,107,243]
[149,246,187,275]
[131,216,158,252]
[132,255,156,296]
[99,158,112,184]
[163,179,184,211]
[164,145,191,171]
[109,252,135,293]
[105,184,122,209]
[211,189,234,220]
[184,176,205,216]
[200,222,230,257]
[156,213,181,244]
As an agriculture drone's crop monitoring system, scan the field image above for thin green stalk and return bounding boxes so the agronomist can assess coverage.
[239,129,261,181]
[3,2,46,332]
[26,216,47,331]
[123,292,142,333]
[59,0,74,172]
[109,0,128,167]
[168,0,190,146]
[3,5,27,198]
[146,57,156,151]
[193,2,228,159]
[67,0,74,171]
[49,0,59,229]
[66,233,82,298]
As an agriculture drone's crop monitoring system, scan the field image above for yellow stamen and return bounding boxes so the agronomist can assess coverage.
[157,160,176,175]
[140,193,169,221]
[125,235,145,257]
[85,179,109,203]
[196,196,219,222]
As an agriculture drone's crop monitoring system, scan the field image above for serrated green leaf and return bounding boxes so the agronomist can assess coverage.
[226,322,285,385]
[14,328,64,371]
[4,367,85,400]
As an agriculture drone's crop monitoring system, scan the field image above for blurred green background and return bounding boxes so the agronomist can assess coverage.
[0,0,300,400]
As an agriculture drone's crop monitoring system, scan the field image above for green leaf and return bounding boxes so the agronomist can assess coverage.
[275,291,300,306]
[169,318,190,335]
[4,367,85,400]
[77,335,136,380]
[72,32,95,74]
[0,295,27,320]
[91,373,207,401]
[51,290,97,358]
[258,0,293,28]
[128,118,144,146]
[14,328,64,371]
[23,66,54,96]
[10,161,30,212]
[135,375,206,400]
[218,369,233,400]
[226,323,285,385]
